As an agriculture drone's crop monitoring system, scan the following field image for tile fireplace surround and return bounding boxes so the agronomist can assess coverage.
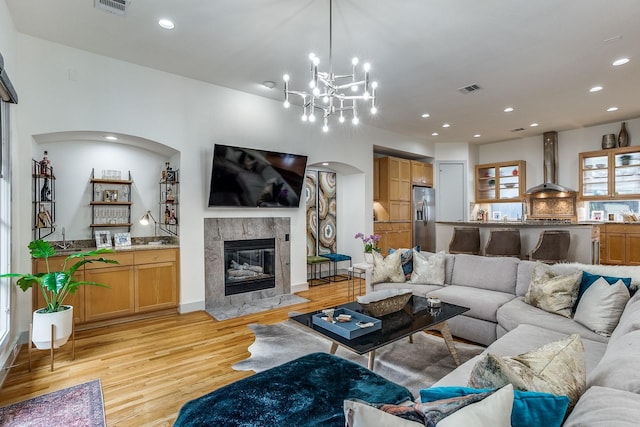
[204,217,291,309]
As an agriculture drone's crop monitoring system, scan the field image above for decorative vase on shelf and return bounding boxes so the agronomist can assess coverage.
[618,122,630,147]
[602,134,616,149]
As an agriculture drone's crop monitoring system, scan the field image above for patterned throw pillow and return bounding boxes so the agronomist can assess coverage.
[371,251,406,284]
[524,263,582,318]
[389,246,420,281]
[469,334,586,410]
[409,251,446,285]
[344,385,513,427]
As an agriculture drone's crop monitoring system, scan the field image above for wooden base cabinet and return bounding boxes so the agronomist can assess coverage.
[85,265,136,321]
[374,222,411,255]
[32,248,179,327]
[134,249,178,312]
[600,224,640,265]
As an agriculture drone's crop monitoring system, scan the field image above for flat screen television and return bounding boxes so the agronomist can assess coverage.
[208,144,308,208]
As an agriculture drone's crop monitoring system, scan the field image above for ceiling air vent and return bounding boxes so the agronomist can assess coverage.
[457,84,481,94]
[511,127,525,132]
[94,0,130,16]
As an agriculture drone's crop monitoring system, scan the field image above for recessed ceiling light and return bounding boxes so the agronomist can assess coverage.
[262,81,276,89]
[321,162,329,166]
[442,123,450,128]
[607,106,619,112]
[431,132,439,136]
[421,113,430,118]
[530,123,539,127]
[158,19,175,30]
[589,86,603,92]
[612,57,629,66]
[473,134,481,138]
[504,107,514,113]
[104,135,118,141]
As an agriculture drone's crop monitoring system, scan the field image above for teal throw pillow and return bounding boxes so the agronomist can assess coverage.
[576,271,631,308]
[420,386,569,427]
[389,246,420,281]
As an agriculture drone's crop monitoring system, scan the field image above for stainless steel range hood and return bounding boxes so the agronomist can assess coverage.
[525,131,575,194]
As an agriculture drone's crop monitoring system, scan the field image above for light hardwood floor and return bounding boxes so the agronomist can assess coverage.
[0,279,356,426]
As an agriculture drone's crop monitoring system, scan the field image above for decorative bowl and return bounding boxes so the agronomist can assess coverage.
[585,164,594,169]
[596,163,606,168]
[504,183,515,188]
[357,289,413,317]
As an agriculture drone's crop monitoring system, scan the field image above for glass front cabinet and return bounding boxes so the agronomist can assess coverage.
[475,160,526,203]
[579,146,640,199]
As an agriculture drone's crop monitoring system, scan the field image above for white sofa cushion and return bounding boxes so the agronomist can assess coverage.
[497,297,609,343]
[450,254,519,293]
[588,329,640,393]
[563,386,640,427]
[429,286,515,323]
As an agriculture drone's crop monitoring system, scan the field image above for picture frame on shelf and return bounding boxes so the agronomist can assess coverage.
[492,211,502,221]
[591,210,604,222]
[103,189,119,202]
[114,232,132,248]
[95,230,112,249]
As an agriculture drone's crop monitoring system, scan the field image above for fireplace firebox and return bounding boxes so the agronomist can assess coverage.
[224,238,276,296]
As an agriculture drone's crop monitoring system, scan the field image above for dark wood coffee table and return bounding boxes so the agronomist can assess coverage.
[289,295,469,370]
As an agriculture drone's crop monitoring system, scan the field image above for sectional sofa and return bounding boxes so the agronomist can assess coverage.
[176,252,640,426]
[365,251,640,425]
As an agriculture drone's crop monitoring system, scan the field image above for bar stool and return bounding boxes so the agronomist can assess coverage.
[529,230,571,263]
[306,256,331,285]
[448,227,481,255]
[484,228,521,257]
[320,253,352,281]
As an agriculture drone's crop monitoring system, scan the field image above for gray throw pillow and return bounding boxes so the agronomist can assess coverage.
[573,277,630,337]
[524,263,582,318]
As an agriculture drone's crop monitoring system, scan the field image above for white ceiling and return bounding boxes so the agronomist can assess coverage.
[6,0,640,144]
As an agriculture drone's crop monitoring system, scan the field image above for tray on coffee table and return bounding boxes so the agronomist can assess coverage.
[312,308,381,339]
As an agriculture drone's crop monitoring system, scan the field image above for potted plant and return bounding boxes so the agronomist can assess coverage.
[355,233,381,264]
[0,239,118,349]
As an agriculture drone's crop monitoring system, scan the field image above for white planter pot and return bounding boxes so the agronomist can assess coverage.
[364,252,374,264]
[32,306,73,350]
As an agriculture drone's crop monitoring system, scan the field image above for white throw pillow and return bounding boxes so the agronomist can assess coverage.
[437,384,513,427]
[409,251,446,285]
[343,400,422,427]
[573,277,630,337]
[371,251,406,284]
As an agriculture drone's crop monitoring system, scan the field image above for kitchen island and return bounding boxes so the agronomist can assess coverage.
[436,221,599,264]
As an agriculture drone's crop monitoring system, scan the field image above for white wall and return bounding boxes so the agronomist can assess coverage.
[6,30,430,331]
[478,119,640,190]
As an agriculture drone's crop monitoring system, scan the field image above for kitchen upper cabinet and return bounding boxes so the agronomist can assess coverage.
[579,146,640,200]
[411,161,433,187]
[376,156,412,221]
[475,161,526,203]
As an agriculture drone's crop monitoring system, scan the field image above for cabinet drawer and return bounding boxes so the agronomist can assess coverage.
[85,252,133,268]
[134,249,177,264]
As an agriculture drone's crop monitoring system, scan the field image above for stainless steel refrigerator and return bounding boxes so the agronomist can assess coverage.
[413,186,436,252]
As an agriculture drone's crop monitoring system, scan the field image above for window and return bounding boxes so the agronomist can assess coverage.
[489,202,523,221]
[0,99,11,348]
[587,200,639,221]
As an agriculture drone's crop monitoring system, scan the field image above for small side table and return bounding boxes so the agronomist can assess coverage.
[347,262,371,300]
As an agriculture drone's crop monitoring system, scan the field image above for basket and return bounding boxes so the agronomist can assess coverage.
[357,289,413,317]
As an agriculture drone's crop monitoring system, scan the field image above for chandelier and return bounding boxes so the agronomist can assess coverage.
[282,0,378,132]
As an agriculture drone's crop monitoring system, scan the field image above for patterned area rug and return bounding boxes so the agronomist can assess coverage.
[0,379,106,427]
[233,321,485,397]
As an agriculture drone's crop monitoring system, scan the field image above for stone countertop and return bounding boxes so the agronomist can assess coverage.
[52,243,180,256]
[436,220,599,227]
